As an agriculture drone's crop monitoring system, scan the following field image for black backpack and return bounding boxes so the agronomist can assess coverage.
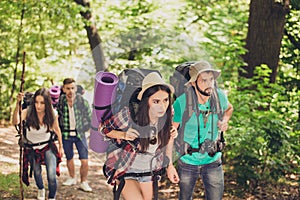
[169,61,195,99]
[110,68,161,119]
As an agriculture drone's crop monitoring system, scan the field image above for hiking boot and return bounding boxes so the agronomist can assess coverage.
[37,188,45,200]
[63,177,77,186]
[80,181,92,192]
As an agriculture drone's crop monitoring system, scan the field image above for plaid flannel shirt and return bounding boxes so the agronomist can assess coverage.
[22,143,62,186]
[58,94,91,139]
[101,107,165,184]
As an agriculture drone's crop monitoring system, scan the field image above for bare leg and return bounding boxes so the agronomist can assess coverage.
[122,180,144,200]
[140,181,153,200]
[80,159,88,182]
[66,158,75,178]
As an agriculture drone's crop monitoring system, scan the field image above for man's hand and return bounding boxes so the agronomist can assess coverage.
[218,120,228,132]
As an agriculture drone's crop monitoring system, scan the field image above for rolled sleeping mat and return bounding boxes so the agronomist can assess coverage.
[89,71,119,153]
[49,85,61,106]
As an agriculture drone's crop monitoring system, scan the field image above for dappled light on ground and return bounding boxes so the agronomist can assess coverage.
[0,126,298,200]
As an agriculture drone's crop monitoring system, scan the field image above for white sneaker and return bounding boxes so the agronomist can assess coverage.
[80,181,92,192]
[37,188,45,200]
[63,177,77,186]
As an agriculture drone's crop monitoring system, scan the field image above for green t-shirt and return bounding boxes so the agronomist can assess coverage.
[173,88,229,165]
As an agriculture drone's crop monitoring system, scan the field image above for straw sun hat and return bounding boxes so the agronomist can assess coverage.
[137,72,174,100]
[188,60,221,84]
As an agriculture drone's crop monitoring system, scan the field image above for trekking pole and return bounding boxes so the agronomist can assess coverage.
[18,51,26,200]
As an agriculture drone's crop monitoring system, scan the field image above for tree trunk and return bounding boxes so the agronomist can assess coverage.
[74,0,106,72]
[240,0,290,83]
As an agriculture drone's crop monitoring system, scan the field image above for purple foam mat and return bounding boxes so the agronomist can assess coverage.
[89,71,119,153]
[89,129,109,153]
[49,85,61,98]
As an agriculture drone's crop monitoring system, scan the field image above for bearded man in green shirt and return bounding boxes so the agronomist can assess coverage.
[167,60,233,200]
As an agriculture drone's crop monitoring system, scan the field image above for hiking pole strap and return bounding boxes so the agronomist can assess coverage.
[113,178,125,200]
[153,174,159,200]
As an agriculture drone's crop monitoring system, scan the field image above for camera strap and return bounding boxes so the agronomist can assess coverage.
[177,86,225,157]
[186,87,224,155]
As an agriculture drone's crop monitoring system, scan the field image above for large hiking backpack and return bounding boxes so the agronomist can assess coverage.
[169,61,195,99]
[111,68,161,118]
[22,92,34,109]
[169,61,225,158]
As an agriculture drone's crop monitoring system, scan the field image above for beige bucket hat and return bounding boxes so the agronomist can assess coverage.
[188,60,221,83]
[137,72,174,100]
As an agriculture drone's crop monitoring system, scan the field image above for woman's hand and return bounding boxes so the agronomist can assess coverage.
[12,92,25,125]
[16,92,24,104]
[167,164,180,183]
[170,126,178,139]
[124,128,139,141]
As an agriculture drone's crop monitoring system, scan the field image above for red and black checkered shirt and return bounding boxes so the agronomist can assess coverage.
[22,142,62,186]
[101,107,165,185]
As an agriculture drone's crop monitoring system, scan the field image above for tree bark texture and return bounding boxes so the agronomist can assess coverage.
[240,0,290,83]
[74,0,106,72]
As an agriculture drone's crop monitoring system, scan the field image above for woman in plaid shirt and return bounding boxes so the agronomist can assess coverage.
[101,72,178,200]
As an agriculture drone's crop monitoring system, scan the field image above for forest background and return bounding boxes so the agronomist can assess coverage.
[0,0,299,199]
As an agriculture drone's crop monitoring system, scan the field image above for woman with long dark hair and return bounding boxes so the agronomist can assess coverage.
[101,72,177,200]
[13,88,63,200]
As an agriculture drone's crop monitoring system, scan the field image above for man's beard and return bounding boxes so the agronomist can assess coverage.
[196,83,213,97]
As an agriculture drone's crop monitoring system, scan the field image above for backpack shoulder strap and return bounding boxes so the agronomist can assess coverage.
[57,94,66,115]
[22,120,27,139]
[76,94,84,105]
[210,88,223,120]
[175,86,198,157]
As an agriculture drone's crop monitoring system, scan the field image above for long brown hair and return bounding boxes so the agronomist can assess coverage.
[26,88,55,132]
[134,85,173,152]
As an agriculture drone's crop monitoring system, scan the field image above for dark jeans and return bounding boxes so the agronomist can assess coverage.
[178,159,224,200]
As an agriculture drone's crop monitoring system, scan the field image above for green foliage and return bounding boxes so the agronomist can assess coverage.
[227,66,299,190]
[0,0,299,194]
[291,0,300,10]
[0,0,88,121]
[176,0,249,84]
[280,8,300,135]
[0,172,22,197]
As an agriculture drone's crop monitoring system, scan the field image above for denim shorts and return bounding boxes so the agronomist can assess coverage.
[124,168,153,183]
[62,136,88,160]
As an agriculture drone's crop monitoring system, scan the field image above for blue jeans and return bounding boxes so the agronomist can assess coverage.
[33,149,57,199]
[178,159,224,200]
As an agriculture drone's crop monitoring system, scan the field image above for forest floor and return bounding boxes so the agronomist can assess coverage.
[0,125,298,200]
